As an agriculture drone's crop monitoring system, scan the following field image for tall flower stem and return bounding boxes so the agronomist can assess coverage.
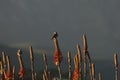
[68,51,71,80]
[52,32,63,80]
[57,65,62,80]
[114,53,118,80]
[29,46,35,80]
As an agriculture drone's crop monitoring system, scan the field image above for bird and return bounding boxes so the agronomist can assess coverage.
[51,32,58,39]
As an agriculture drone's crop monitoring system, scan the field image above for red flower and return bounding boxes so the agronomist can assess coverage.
[53,49,63,66]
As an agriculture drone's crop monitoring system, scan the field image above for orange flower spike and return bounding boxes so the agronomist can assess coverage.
[52,32,63,66]
[72,55,80,80]
[6,71,13,80]
[54,49,63,66]
[19,67,25,78]
[72,67,79,80]
[6,56,13,80]
[17,49,25,78]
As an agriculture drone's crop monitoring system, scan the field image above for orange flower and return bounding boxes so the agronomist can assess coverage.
[18,67,25,78]
[6,71,13,80]
[72,67,79,80]
[53,49,63,66]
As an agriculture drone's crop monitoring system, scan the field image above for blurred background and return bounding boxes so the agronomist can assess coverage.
[0,0,120,79]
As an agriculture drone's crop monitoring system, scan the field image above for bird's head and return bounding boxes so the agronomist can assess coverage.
[51,32,58,39]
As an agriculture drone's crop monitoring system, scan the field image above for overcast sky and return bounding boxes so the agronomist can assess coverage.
[0,0,120,58]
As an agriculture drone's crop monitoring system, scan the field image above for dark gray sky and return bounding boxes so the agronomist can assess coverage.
[0,0,120,59]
